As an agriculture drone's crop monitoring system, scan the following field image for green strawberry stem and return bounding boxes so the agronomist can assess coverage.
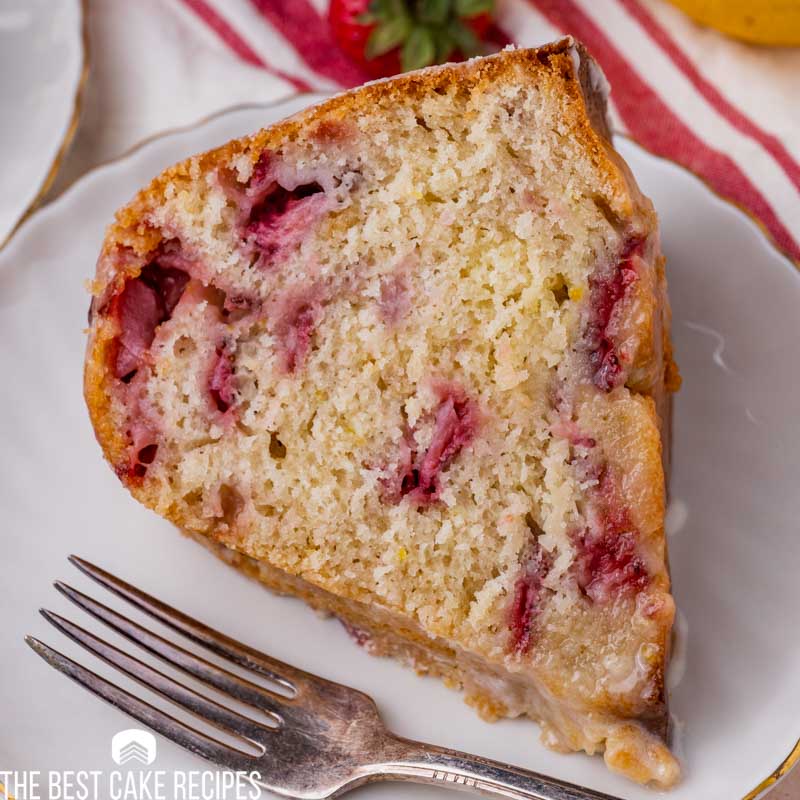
[360,0,495,72]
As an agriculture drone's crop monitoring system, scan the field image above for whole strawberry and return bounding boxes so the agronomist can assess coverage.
[329,0,497,79]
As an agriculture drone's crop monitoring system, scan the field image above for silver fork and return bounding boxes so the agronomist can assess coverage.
[26,556,624,800]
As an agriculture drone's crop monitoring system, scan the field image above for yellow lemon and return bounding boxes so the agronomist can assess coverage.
[666,0,800,45]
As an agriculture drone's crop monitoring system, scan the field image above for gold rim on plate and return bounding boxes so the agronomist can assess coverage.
[615,131,800,276]
[0,0,90,252]
[743,738,800,800]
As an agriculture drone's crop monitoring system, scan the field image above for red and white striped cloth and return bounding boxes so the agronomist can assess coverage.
[73,0,800,265]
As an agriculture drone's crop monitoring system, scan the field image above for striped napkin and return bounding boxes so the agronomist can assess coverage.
[71,0,800,266]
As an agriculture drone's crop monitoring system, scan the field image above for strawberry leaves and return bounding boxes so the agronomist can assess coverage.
[419,0,450,24]
[403,26,437,70]
[454,0,493,15]
[365,15,411,58]
[358,0,495,73]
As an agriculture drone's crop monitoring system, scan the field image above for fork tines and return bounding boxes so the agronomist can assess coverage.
[27,555,310,769]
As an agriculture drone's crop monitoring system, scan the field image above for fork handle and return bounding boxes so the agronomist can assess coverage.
[368,735,625,800]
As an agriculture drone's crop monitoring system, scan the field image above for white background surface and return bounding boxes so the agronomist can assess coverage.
[1,102,799,799]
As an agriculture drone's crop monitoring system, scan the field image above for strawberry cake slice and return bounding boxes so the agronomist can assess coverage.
[85,40,681,786]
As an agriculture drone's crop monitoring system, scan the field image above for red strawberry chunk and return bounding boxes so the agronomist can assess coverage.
[209,348,237,413]
[249,152,274,193]
[113,262,189,380]
[414,391,477,498]
[114,280,162,379]
[382,384,478,507]
[573,467,650,603]
[574,530,649,604]
[509,544,551,654]
[145,254,195,309]
[246,183,326,267]
[284,305,316,373]
[270,292,320,374]
[586,238,643,391]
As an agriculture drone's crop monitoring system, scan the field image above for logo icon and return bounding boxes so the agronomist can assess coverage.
[111,729,157,765]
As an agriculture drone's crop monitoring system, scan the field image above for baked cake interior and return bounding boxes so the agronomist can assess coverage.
[88,45,679,787]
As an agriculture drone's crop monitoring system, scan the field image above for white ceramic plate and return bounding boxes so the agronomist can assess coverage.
[0,0,85,248]
[1,100,799,800]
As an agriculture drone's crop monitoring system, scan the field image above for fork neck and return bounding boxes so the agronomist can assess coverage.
[359,734,625,800]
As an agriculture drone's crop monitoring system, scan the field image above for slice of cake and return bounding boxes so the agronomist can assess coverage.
[85,39,681,786]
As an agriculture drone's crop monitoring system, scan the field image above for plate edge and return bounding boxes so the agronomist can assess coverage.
[743,738,800,800]
[615,131,799,275]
